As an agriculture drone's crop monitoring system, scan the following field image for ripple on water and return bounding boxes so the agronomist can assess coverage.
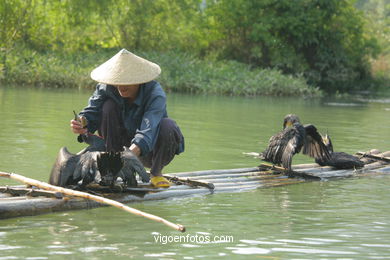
[46,245,65,249]
[302,237,344,243]
[0,245,24,251]
[359,98,390,103]
[181,244,201,248]
[276,239,325,245]
[226,246,271,255]
[47,251,73,255]
[324,102,365,107]
[240,239,284,245]
[233,237,362,257]
[271,247,357,255]
[361,244,390,248]
[144,252,177,257]
[78,246,119,253]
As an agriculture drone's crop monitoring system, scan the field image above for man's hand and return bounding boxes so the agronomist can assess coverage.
[120,147,150,183]
[129,143,141,157]
[70,119,88,135]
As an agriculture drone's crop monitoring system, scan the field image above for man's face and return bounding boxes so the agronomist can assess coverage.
[115,84,139,98]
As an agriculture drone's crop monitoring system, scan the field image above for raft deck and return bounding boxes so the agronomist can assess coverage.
[1,150,389,219]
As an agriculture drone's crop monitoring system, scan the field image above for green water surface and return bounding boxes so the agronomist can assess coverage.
[0,85,389,259]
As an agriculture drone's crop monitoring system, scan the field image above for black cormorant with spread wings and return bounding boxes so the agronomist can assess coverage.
[49,134,150,188]
[49,112,149,188]
[261,114,331,171]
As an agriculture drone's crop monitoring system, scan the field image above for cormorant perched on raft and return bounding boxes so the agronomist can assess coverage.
[261,114,331,171]
[315,134,364,169]
[49,134,150,188]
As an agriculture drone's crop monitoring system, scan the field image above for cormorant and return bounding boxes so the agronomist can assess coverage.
[261,114,331,171]
[49,134,150,188]
[315,134,364,169]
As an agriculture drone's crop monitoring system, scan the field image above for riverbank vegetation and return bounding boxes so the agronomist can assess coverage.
[3,48,320,96]
[1,0,388,96]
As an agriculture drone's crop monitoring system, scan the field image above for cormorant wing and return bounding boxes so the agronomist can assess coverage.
[263,124,305,169]
[73,151,99,186]
[49,147,79,186]
[302,124,331,161]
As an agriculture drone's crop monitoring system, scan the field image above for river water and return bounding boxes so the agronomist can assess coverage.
[0,85,389,259]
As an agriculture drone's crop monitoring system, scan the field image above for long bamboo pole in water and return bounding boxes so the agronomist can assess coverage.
[0,171,185,232]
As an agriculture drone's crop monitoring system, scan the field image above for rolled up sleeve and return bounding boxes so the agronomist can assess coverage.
[79,84,113,133]
[131,93,166,156]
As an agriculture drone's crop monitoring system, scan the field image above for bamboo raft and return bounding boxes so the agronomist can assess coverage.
[1,150,389,219]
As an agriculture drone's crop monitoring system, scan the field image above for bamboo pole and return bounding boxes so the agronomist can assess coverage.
[258,163,321,180]
[356,152,390,163]
[172,167,260,177]
[0,171,185,232]
[0,186,64,198]
[163,174,215,190]
[167,163,331,178]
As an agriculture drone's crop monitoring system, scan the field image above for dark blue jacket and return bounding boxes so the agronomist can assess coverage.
[80,81,169,156]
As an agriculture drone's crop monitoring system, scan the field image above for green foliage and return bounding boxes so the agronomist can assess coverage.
[3,48,320,97]
[0,0,33,76]
[3,47,97,88]
[105,0,205,52]
[147,51,320,96]
[355,0,390,84]
[0,0,387,94]
[356,0,390,51]
[204,0,381,92]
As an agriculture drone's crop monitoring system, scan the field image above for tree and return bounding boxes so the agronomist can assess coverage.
[205,0,380,91]
[0,0,33,76]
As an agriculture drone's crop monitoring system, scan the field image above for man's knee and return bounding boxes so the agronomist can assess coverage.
[158,118,184,154]
[159,118,177,134]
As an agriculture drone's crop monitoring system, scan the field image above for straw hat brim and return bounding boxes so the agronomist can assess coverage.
[90,49,161,85]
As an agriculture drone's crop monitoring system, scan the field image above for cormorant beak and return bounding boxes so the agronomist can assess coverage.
[322,134,330,145]
[284,121,293,129]
[322,134,334,152]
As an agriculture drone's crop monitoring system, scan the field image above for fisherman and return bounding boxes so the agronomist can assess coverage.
[70,49,185,188]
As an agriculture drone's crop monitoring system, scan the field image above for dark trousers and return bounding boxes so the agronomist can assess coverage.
[98,99,184,176]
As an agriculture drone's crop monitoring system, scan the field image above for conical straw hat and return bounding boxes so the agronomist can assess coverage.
[90,49,161,85]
